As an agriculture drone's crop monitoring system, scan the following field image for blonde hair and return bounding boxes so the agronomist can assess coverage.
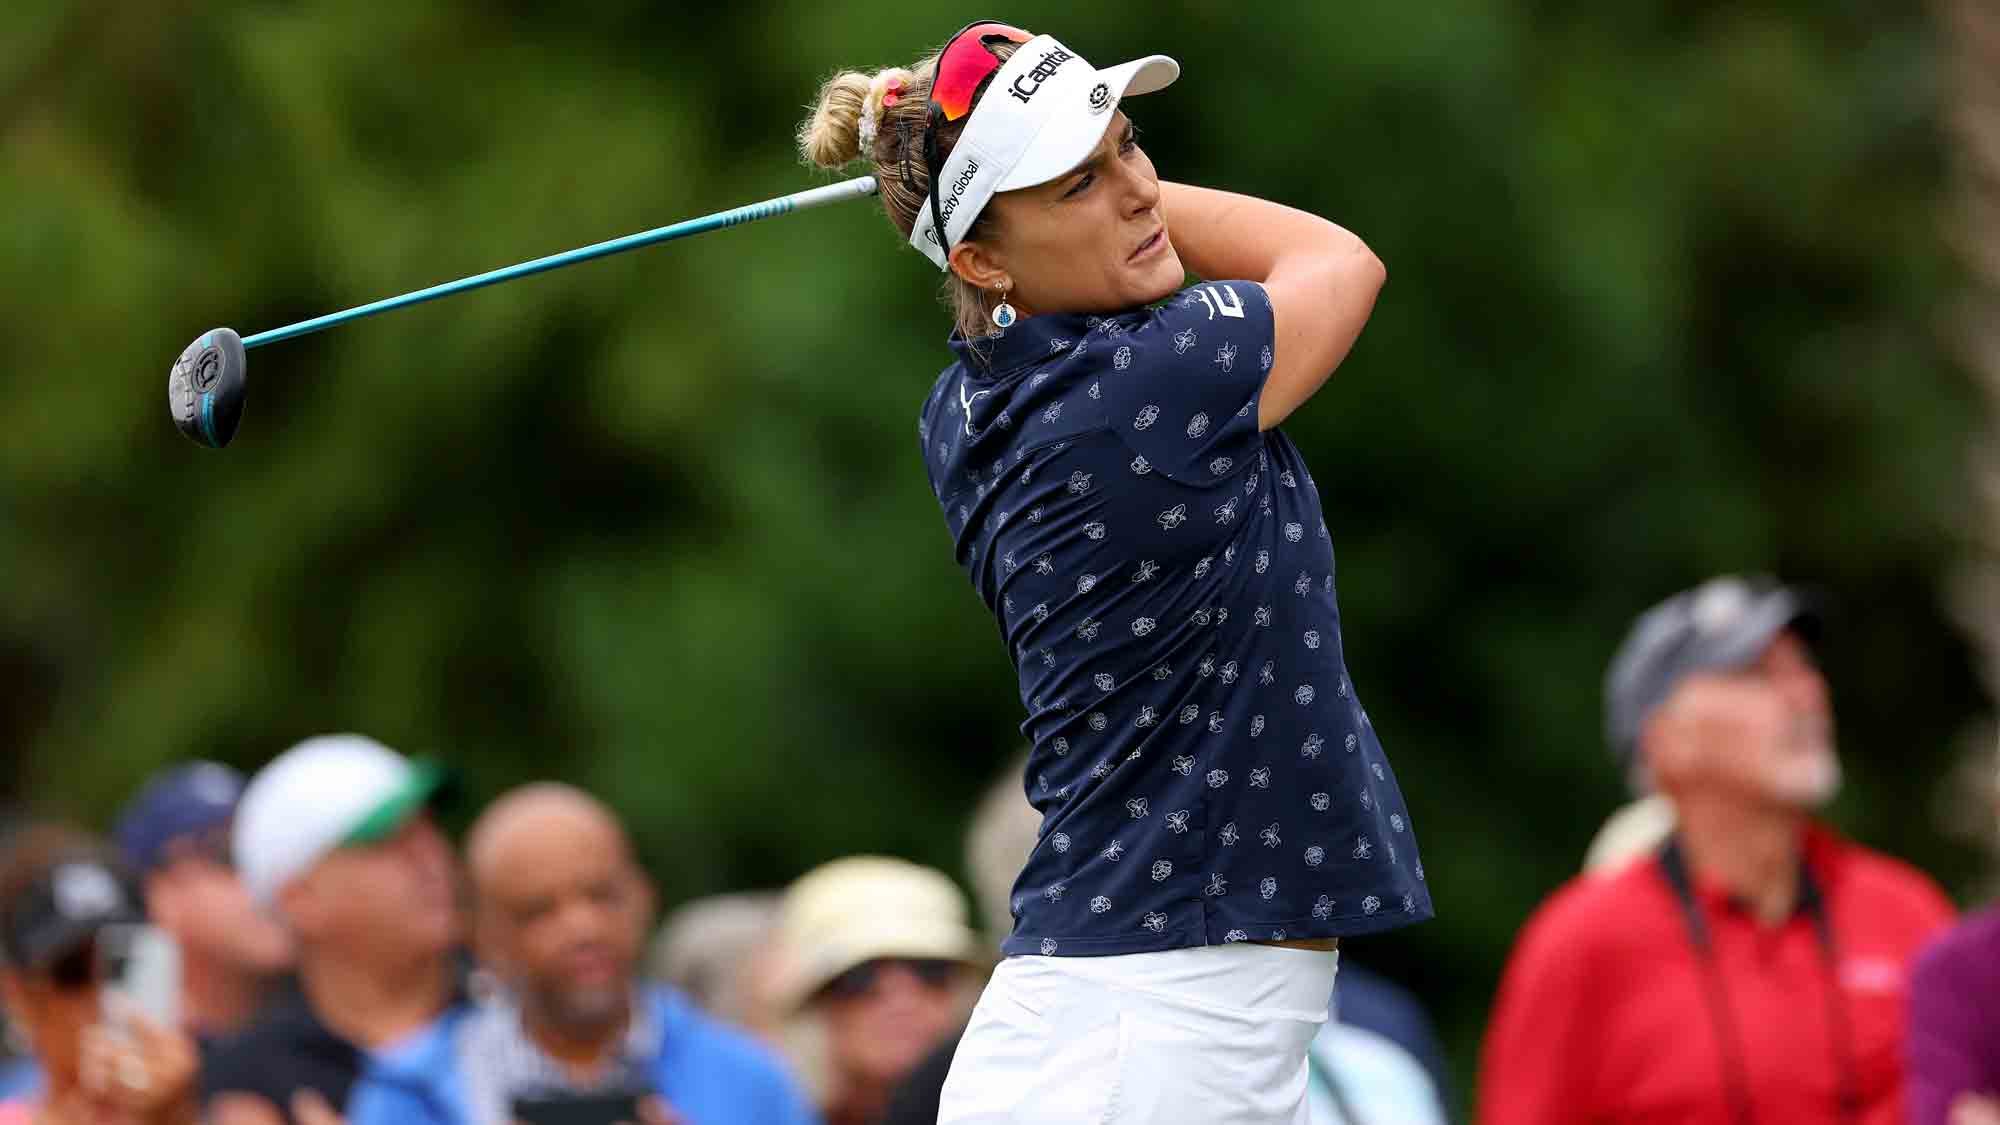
[798,42,1022,340]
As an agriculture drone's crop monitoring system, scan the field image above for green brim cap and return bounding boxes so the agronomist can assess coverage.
[340,757,451,847]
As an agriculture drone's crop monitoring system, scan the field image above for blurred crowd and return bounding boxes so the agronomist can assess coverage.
[2,574,1998,1125]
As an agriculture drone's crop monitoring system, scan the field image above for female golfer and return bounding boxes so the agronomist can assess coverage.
[801,21,1432,1124]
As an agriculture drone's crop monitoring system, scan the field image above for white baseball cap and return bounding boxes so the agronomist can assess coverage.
[233,734,449,906]
[909,26,1180,270]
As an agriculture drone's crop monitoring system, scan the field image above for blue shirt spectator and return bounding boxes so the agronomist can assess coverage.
[346,987,817,1125]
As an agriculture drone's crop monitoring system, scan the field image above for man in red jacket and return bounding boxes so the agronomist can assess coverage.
[1478,576,1955,1125]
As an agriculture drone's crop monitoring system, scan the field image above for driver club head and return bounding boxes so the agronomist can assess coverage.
[168,328,247,448]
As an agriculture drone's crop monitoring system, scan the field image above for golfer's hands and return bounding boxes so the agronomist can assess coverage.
[1951,1093,2000,1125]
[75,1006,199,1125]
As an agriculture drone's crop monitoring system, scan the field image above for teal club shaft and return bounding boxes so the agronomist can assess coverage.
[240,176,880,349]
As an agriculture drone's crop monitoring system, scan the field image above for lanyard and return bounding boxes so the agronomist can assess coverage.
[1657,838,1860,1125]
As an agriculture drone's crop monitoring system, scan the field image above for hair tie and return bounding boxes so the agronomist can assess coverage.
[858,69,913,155]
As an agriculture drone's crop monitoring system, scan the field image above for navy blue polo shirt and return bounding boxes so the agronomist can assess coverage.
[919,280,1434,957]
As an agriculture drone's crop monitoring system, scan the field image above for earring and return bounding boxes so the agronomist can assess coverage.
[992,284,1017,330]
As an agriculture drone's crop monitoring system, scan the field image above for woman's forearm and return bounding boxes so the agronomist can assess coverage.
[1158,181,1386,430]
[1159,182,1374,286]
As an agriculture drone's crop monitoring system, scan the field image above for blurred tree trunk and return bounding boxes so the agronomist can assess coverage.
[1946,0,2000,870]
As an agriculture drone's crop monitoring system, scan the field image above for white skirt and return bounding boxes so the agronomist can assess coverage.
[937,943,1340,1125]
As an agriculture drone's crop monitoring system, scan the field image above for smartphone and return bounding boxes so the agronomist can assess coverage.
[509,1092,647,1125]
[95,924,181,1030]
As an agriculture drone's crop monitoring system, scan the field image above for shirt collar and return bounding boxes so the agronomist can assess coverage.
[474,987,660,1095]
[947,308,1101,377]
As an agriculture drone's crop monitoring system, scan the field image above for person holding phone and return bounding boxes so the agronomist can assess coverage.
[0,824,200,1125]
[346,783,815,1125]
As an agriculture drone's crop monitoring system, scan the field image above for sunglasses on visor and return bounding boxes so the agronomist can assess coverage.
[923,21,1034,259]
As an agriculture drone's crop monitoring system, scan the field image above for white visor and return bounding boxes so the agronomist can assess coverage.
[909,34,1180,271]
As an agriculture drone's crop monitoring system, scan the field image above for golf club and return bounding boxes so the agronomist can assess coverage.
[168,175,880,448]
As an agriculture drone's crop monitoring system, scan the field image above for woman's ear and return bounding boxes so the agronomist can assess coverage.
[949,239,1010,293]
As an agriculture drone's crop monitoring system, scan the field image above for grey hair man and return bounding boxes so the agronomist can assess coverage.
[1481,576,1956,1123]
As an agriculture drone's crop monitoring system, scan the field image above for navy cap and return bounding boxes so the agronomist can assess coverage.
[1,856,145,971]
[113,761,246,873]
[1605,576,1821,769]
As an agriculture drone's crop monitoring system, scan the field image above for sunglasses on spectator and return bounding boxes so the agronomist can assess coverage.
[39,939,99,992]
[820,957,958,1001]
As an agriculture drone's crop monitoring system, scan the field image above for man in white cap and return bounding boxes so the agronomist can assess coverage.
[771,857,985,1125]
[204,735,459,1125]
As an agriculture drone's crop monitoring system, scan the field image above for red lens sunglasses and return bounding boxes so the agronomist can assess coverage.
[923,21,1034,257]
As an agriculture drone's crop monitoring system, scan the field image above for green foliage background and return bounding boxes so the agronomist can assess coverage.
[1,0,1985,1102]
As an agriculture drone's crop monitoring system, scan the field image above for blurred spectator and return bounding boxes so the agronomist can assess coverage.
[647,891,783,1042]
[1479,577,1956,1124]
[1306,961,1452,1125]
[0,824,201,1125]
[113,762,294,1046]
[347,782,815,1125]
[772,857,983,1125]
[204,735,458,1125]
[880,757,1037,1125]
[1907,749,2000,1125]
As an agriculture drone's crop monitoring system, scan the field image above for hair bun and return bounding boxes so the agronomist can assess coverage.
[799,70,874,170]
